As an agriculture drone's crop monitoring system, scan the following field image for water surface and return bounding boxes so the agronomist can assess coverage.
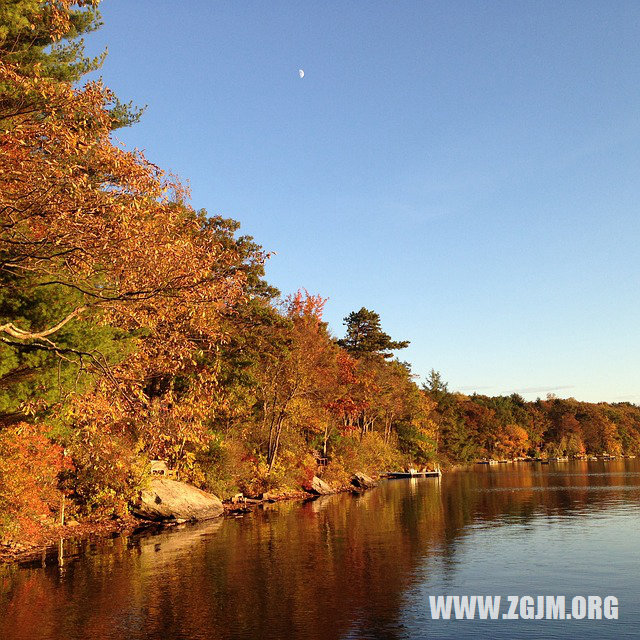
[1,460,639,639]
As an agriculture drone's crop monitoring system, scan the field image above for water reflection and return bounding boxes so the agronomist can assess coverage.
[1,460,639,640]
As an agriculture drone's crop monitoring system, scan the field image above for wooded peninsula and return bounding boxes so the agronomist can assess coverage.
[2,2,639,551]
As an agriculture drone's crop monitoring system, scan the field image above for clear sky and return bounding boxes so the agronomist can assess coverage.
[85,1,640,403]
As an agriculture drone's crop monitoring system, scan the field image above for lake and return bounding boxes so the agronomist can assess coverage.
[1,460,639,639]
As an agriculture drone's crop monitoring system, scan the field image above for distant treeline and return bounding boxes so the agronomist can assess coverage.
[426,377,640,462]
[1,2,638,544]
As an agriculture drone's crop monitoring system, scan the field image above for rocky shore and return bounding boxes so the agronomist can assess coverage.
[0,472,380,565]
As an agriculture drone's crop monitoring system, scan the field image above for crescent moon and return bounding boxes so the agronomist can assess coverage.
[298,69,304,78]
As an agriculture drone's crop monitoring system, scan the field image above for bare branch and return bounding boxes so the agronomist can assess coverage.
[0,306,86,340]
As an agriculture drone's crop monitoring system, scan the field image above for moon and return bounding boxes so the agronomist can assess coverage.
[298,69,304,78]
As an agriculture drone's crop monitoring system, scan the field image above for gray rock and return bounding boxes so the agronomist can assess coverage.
[351,472,378,490]
[133,478,224,521]
[307,475,334,495]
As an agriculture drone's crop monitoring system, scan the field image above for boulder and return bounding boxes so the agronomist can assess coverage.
[133,478,224,521]
[306,475,334,496]
[351,472,378,490]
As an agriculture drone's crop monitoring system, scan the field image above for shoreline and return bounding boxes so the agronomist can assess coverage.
[0,481,360,566]
[0,463,487,564]
[4,458,622,565]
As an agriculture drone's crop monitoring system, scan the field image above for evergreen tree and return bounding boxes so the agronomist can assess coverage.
[0,0,143,127]
[0,0,103,82]
[337,307,409,357]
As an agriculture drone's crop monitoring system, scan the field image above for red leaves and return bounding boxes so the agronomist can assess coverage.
[285,289,327,323]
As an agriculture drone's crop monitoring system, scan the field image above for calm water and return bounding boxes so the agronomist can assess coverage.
[1,460,639,640]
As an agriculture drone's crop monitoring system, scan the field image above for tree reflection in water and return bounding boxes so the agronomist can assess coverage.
[1,460,639,640]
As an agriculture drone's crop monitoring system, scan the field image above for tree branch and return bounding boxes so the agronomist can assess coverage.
[0,305,86,340]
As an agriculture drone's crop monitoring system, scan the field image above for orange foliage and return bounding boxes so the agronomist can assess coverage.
[494,424,530,458]
[1,62,246,355]
[285,289,327,322]
[0,423,72,542]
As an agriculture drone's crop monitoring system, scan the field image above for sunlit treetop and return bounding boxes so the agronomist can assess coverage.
[338,307,409,358]
[0,0,142,127]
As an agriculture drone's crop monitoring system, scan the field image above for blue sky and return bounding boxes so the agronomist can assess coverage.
[85,1,640,403]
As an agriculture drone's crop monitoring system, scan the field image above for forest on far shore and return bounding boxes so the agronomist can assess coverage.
[2,1,639,545]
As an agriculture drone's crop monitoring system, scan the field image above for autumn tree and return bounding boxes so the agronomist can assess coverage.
[258,291,338,473]
[0,0,153,424]
[0,1,257,518]
[493,424,530,459]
